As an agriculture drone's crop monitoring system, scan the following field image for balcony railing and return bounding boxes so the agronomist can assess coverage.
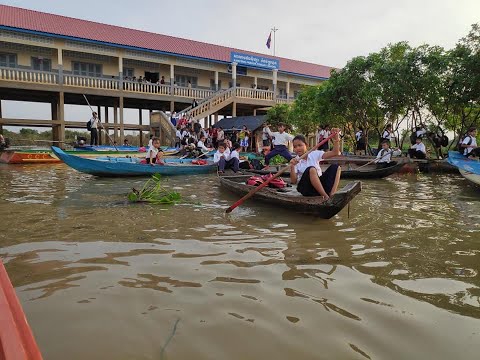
[0,67,287,104]
[0,67,58,85]
[64,74,119,90]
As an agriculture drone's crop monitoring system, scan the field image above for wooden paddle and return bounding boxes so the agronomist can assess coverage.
[83,94,119,151]
[355,149,394,170]
[225,131,338,213]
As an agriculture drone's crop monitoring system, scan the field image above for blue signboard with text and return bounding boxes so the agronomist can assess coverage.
[230,52,279,70]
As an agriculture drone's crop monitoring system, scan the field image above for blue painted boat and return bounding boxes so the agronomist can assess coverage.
[52,147,216,177]
[448,151,480,187]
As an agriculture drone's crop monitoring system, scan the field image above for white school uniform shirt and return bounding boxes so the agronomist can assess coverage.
[462,136,477,156]
[412,142,426,154]
[213,150,230,163]
[148,139,153,147]
[416,129,427,138]
[355,131,363,141]
[175,130,182,139]
[90,117,99,130]
[294,150,325,179]
[230,150,240,161]
[146,146,159,159]
[197,140,209,152]
[382,130,391,141]
[262,127,269,140]
[376,148,401,163]
[181,130,190,139]
[265,127,294,146]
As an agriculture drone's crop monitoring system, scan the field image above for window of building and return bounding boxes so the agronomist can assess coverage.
[175,75,197,87]
[278,88,287,98]
[123,67,134,78]
[229,81,241,88]
[257,85,270,91]
[72,61,102,77]
[31,57,51,71]
[0,53,17,68]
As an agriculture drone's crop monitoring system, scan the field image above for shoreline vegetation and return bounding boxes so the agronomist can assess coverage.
[266,23,480,156]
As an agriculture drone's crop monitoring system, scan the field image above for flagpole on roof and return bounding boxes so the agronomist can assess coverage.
[271,27,278,56]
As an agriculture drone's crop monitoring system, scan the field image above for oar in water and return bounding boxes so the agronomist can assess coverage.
[83,94,119,151]
[225,132,338,213]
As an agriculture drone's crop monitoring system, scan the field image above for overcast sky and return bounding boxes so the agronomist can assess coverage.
[2,0,479,132]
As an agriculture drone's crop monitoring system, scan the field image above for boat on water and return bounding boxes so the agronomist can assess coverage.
[51,146,216,177]
[447,151,480,187]
[219,175,361,219]
[0,147,180,164]
[0,260,43,360]
[250,160,407,179]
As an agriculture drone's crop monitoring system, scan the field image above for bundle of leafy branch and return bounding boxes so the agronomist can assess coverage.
[128,174,181,205]
[269,155,289,165]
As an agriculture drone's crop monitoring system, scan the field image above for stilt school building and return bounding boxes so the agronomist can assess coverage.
[0,5,332,146]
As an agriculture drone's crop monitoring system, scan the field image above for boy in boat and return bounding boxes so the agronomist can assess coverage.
[146,137,163,165]
[214,142,238,173]
[461,127,479,158]
[263,123,295,166]
[376,140,401,168]
[197,135,212,153]
[408,137,427,159]
[289,129,342,201]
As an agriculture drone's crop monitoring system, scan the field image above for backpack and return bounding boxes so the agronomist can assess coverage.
[86,119,92,131]
[249,159,264,170]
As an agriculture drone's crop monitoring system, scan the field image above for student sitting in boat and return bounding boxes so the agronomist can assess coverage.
[378,124,393,150]
[146,137,163,165]
[263,123,295,165]
[289,130,342,201]
[408,137,427,159]
[461,127,479,158]
[376,140,402,168]
[214,142,238,173]
[197,135,212,153]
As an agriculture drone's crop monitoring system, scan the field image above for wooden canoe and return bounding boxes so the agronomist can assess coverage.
[51,146,217,177]
[0,260,43,360]
[219,175,361,218]
[251,161,407,179]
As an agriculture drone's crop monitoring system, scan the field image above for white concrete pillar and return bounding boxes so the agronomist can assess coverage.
[118,56,123,89]
[57,48,63,84]
[286,81,290,99]
[231,62,237,88]
[214,71,219,91]
[254,76,257,88]
[272,69,278,96]
[170,64,175,95]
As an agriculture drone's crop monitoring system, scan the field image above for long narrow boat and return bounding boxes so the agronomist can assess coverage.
[250,160,407,179]
[220,175,361,218]
[51,146,216,177]
[0,260,43,359]
[0,148,179,164]
[447,151,480,187]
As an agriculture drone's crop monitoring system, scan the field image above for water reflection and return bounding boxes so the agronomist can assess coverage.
[0,165,480,359]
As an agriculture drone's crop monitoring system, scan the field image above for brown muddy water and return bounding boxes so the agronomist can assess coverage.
[0,163,479,360]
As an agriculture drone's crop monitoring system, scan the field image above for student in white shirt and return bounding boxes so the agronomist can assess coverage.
[262,125,271,147]
[147,134,154,148]
[375,140,402,167]
[378,124,393,150]
[461,127,479,158]
[145,137,163,165]
[318,125,331,151]
[408,137,427,159]
[355,127,366,155]
[264,123,295,165]
[197,135,212,153]
[214,142,239,173]
[175,127,182,148]
[289,130,342,200]
[89,112,100,146]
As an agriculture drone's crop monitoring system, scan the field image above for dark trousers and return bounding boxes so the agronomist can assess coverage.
[297,165,339,197]
[90,129,98,145]
[264,145,292,165]
[218,157,239,172]
[408,149,426,159]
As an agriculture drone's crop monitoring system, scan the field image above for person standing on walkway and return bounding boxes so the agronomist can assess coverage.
[89,111,100,146]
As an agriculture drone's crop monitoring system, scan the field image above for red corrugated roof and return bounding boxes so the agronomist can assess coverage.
[0,5,333,79]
